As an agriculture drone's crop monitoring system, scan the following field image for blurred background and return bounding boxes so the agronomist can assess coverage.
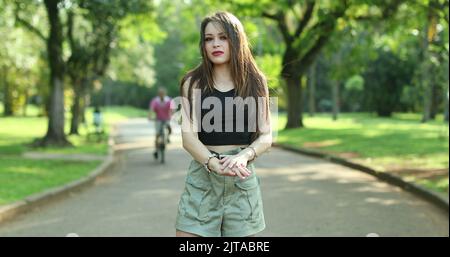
[0,0,448,206]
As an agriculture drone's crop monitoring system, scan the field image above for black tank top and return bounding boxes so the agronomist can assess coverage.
[197,88,253,145]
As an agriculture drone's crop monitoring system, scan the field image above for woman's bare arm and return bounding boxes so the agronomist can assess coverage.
[219,85,272,175]
[246,85,273,158]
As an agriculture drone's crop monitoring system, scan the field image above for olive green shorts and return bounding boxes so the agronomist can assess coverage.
[175,148,265,237]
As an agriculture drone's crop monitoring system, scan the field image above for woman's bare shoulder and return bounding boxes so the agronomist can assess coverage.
[183,76,200,87]
[181,76,199,96]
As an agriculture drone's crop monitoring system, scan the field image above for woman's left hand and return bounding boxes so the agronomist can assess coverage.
[219,153,252,180]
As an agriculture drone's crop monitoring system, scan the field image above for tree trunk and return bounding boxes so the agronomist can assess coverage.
[81,93,89,124]
[22,88,29,117]
[43,77,68,145]
[285,76,304,129]
[279,34,331,128]
[69,82,82,135]
[421,68,432,123]
[307,62,316,117]
[3,83,13,116]
[445,81,449,123]
[332,80,340,121]
[80,95,86,124]
[80,78,90,124]
[2,67,13,116]
[38,0,70,146]
[430,82,438,120]
[421,4,433,123]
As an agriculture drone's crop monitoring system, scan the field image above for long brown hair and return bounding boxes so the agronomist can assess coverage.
[180,11,269,141]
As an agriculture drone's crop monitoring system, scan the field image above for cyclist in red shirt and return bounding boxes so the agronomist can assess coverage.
[148,87,174,159]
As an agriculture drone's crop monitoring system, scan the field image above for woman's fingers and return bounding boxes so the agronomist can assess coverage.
[219,165,251,178]
[237,165,251,177]
[216,155,251,178]
[220,157,232,168]
[227,159,237,169]
[232,167,245,179]
[218,156,228,163]
[238,163,251,174]
[220,167,236,176]
[216,161,233,175]
[224,170,236,176]
[224,160,236,169]
[221,162,251,178]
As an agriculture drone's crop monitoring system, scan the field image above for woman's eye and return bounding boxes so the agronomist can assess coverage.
[205,38,212,41]
[220,36,227,40]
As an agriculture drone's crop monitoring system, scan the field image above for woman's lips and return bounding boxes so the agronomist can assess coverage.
[212,51,224,56]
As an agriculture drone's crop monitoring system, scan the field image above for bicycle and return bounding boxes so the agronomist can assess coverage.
[154,120,170,164]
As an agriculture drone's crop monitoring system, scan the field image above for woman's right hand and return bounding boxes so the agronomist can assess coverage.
[208,158,236,176]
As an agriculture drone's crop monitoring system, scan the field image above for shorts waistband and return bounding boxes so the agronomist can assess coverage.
[209,147,246,159]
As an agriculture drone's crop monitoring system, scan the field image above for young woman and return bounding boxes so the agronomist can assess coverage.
[175,11,272,237]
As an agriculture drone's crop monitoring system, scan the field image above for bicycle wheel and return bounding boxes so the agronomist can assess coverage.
[159,130,166,164]
[160,145,165,164]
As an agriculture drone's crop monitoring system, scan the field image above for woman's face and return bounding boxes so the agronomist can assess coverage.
[204,22,230,65]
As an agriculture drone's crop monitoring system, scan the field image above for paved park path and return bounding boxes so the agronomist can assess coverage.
[0,118,448,236]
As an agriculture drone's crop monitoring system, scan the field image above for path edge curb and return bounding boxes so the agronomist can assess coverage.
[273,143,449,213]
[0,124,119,225]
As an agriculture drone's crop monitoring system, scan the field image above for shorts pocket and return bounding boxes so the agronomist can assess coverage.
[183,175,211,222]
[235,176,261,221]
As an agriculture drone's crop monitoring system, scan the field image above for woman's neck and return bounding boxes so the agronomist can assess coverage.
[213,64,233,88]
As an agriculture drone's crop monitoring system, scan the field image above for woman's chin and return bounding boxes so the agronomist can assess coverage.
[210,59,230,65]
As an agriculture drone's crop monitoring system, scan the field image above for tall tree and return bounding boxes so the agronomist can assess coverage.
[42,0,67,145]
[416,0,449,123]
[14,0,69,146]
[66,0,155,134]
[228,0,406,128]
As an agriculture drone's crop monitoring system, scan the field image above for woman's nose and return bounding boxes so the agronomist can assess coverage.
[213,38,221,47]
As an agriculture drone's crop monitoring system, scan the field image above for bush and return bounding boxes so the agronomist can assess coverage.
[362,49,414,117]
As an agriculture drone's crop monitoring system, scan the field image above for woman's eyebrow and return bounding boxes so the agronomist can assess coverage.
[205,32,226,36]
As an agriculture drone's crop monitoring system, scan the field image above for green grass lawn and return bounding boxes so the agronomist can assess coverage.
[0,104,147,205]
[0,157,101,205]
[275,112,449,194]
[0,105,147,155]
